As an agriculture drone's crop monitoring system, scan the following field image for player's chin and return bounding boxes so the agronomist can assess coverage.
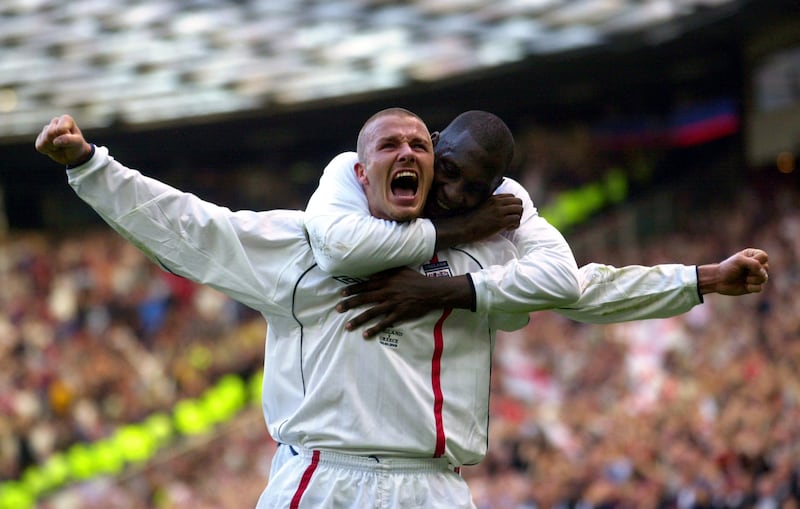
[389,204,423,222]
[424,201,456,220]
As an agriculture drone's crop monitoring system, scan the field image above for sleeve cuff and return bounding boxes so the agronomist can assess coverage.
[695,265,704,304]
[66,144,96,169]
[466,274,477,312]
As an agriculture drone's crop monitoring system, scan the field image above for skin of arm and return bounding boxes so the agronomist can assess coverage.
[696,249,769,295]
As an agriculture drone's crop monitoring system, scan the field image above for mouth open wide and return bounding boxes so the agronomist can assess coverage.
[391,170,419,200]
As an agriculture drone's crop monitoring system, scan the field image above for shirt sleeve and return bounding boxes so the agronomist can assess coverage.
[303,151,436,276]
[555,263,702,323]
[66,146,308,315]
[469,177,582,314]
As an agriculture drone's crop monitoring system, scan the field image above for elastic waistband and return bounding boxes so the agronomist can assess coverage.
[297,447,457,473]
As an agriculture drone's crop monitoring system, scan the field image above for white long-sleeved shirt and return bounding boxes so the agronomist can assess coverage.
[67,147,532,466]
[304,152,701,323]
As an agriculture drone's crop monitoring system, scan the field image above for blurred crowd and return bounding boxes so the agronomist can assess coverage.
[0,231,268,507]
[464,183,800,508]
[1,149,799,508]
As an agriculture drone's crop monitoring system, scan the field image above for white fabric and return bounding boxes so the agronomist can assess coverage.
[564,262,700,323]
[259,448,474,509]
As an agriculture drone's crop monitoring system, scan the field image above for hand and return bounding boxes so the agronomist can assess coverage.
[472,193,523,233]
[433,193,522,249]
[336,268,472,338]
[35,115,93,166]
[699,248,769,296]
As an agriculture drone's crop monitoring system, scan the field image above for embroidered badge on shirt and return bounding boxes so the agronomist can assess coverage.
[378,328,403,349]
[422,260,452,278]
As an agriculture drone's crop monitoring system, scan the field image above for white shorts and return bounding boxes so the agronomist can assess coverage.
[256,447,476,509]
[268,443,298,481]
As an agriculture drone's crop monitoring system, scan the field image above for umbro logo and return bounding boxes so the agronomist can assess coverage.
[333,275,366,285]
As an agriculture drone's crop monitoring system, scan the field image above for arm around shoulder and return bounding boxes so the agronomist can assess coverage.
[304,152,436,276]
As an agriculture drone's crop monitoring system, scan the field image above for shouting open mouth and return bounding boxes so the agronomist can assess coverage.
[391,170,419,200]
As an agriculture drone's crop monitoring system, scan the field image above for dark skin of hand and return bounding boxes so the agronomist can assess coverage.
[431,193,523,251]
[337,268,474,338]
[337,192,524,338]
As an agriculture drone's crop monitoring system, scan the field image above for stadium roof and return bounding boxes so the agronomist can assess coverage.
[0,0,754,139]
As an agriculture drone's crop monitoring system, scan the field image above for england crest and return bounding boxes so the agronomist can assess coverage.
[422,260,452,278]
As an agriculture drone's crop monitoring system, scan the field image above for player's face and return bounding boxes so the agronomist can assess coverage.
[425,129,504,219]
[356,114,434,222]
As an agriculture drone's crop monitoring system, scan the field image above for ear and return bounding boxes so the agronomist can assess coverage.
[431,131,440,147]
[354,161,369,185]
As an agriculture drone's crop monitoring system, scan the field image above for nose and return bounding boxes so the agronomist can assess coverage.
[442,182,480,211]
[443,182,465,209]
[397,143,416,161]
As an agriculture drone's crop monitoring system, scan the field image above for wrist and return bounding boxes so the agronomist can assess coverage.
[696,263,719,295]
[432,215,475,251]
[433,275,475,310]
[66,143,95,169]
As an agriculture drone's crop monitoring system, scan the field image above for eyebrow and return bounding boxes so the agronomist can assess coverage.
[376,134,431,146]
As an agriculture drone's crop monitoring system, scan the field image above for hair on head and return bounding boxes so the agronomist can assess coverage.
[356,108,428,160]
[445,110,515,171]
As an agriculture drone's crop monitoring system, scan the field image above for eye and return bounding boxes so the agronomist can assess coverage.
[440,161,460,179]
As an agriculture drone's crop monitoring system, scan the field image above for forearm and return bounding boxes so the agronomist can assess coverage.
[305,152,436,275]
[428,275,476,310]
[432,214,484,251]
[556,263,701,324]
[66,147,280,311]
[306,214,436,276]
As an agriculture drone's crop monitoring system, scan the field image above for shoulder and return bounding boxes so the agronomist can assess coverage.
[494,177,538,217]
[494,176,527,197]
[239,209,308,241]
[444,235,519,269]
[323,151,359,175]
